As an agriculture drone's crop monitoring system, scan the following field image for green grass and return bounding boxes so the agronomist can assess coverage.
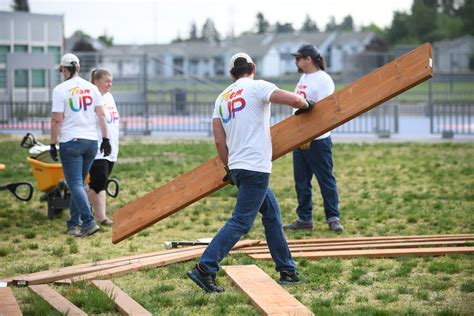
[1,138,473,315]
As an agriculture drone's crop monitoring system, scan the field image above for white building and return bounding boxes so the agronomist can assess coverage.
[0,11,64,103]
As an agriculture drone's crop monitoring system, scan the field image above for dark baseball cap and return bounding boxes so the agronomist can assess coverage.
[292,44,320,58]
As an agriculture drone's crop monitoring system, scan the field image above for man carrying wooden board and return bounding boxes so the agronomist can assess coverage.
[187,52,314,293]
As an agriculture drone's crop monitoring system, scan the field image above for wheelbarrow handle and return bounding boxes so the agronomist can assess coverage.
[106,178,120,198]
[20,133,37,149]
[0,182,34,202]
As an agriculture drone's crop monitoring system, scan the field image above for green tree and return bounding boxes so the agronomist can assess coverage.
[255,12,270,34]
[410,0,439,42]
[459,0,474,35]
[360,23,385,37]
[386,11,415,45]
[201,18,220,43]
[339,15,354,31]
[189,21,198,40]
[98,33,113,47]
[325,16,337,32]
[275,22,294,33]
[11,0,29,11]
[301,14,319,32]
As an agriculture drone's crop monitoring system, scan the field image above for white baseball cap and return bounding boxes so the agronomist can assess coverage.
[60,53,80,67]
[229,52,253,71]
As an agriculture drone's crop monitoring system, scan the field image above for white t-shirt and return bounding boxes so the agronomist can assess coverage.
[52,76,103,143]
[294,70,335,140]
[213,77,277,173]
[95,92,120,162]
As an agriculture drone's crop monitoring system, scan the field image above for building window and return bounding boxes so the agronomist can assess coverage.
[14,69,28,88]
[14,45,28,53]
[0,70,6,88]
[0,46,10,64]
[32,70,46,88]
[32,46,45,53]
[47,46,61,64]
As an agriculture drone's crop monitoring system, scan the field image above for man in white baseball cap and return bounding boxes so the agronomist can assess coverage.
[187,52,315,293]
[60,53,80,67]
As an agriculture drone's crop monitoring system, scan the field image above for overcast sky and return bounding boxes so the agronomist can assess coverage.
[0,0,414,44]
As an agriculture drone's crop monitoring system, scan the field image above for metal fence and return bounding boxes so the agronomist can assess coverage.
[0,100,399,137]
[430,102,473,135]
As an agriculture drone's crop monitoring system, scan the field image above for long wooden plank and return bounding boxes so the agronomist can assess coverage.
[260,234,474,246]
[238,236,474,252]
[0,287,22,316]
[3,246,207,286]
[238,240,472,254]
[59,240,260,283]
[249,247,474,260]
[223,265,313,316]
[112,43,434,244]
[29,284,86,316]
[92,280,151,316]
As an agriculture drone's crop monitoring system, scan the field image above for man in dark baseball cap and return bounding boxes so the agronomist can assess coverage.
[292,44,321,59]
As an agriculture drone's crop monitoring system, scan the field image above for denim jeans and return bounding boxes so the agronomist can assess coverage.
[293,136,340,224]
[199,169,296,275]
[59,139,98,229]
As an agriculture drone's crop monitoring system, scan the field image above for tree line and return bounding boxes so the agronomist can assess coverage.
[11,0,474,48]
[176,0,473,47]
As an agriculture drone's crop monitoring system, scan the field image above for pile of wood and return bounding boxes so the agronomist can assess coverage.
[234,234,474,260]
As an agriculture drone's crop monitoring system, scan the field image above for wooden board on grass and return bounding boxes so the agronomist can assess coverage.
[0,287,22,316]
[29,284,87,316]
[92,280,151,316]
[58,240,260,283]
[223,265,313,316]
[249,247,474,260]
[112,43,433,244]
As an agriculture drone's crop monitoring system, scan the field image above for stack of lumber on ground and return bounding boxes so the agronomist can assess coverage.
[233,234,474,260]
[112,43,434,244]
[223,265,314,316]
[0,240,259,286]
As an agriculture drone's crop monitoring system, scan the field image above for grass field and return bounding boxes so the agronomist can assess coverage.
[0,135,473,315]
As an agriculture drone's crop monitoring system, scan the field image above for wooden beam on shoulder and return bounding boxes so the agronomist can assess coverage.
[112,43,433,244]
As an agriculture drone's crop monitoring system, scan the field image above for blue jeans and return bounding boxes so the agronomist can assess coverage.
[199,169,296,275]
[293,136,340,224]
[59,139,98,229]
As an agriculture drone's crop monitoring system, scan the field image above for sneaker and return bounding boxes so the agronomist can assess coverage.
[67,227,79,236]
[283,221,313,231]
[279,270,300,284]
[329,221,344,233]
[187,264,224,293]
[78,223,100,237]
[99,218,114,226]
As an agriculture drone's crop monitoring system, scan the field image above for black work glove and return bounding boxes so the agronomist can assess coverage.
[222,165,234,185]
[50,144,58,162]
[294,99,315,115]
[100,137,112,157]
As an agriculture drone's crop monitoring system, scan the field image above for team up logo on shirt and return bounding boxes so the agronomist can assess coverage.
[296,84,308,98]
[219,88,246,123]
[105,104,120,124]
[68,86,94,112]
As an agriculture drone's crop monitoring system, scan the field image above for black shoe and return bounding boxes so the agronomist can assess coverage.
[279,270,300,284]
[283,221,313,231]
[187,264,224,293]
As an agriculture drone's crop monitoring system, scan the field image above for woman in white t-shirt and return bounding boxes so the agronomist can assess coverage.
[50,53,111,237]
[87,68,120,226]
